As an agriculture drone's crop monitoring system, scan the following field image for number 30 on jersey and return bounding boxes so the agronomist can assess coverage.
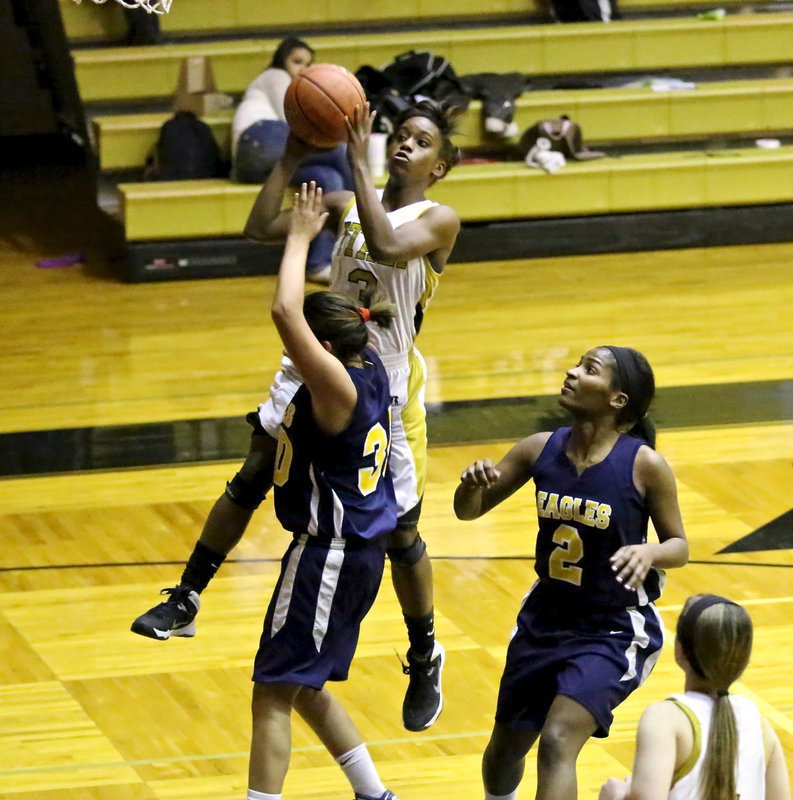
[273,402,390,496]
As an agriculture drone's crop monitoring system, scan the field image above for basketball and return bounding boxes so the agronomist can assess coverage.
[283,63,367,148]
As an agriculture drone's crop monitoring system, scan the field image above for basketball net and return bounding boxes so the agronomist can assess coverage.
[71,0,172,15]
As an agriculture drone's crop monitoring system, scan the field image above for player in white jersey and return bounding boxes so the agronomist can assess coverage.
[600,594,790,800]
[131,100,461,734]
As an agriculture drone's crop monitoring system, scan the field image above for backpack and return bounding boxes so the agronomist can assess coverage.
[381,50,461,99]
[145,110,224,181]
[356,50,469,134]
[518,116,605,162]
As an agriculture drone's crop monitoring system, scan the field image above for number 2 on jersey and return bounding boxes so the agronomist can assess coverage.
[548,523,584,586]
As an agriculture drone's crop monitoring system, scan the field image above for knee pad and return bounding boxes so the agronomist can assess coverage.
[387,534,426,567]
[224,472,267,510]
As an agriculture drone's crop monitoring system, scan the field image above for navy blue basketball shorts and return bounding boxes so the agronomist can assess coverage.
[252,534,386,689]
[495,583,664,737]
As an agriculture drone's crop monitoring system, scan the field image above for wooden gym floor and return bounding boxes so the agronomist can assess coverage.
[0,169,791,798]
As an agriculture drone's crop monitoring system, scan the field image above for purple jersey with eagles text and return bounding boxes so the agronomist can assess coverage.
[531,426,663,608]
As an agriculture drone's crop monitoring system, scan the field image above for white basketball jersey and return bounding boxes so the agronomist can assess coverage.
[668,691,766,800]
[329,193,441,358]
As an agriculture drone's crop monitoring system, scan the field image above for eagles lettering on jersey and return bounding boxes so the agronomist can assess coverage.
[338,221,408,270]
[532,427,662,607]
[536,491,612,530]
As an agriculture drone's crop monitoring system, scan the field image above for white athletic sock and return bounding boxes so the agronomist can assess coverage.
[247,790,281,800]
[484,791,518,800]
[336,743,386,798]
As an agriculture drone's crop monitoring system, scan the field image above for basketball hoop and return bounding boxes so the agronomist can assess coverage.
[71,0,172,14]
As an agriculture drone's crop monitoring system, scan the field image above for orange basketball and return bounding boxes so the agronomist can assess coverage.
[283,63,367,148]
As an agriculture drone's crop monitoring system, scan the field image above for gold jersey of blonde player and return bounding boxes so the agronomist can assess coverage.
[329,193,441,358]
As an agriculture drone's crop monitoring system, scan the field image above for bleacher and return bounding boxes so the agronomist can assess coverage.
[62,0,793,280]
[60,0,781,43]
[94,78,793,170]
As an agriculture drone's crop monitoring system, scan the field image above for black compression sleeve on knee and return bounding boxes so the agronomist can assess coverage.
[224,472,267,510]
[386,534,426,567]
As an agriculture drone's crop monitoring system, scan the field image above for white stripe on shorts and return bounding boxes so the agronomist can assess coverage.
[331,487,344,537]
[640,604,664,683]
[270,540,305,637]
[307,464,320,535]
[509,580,539,643]
[313,542,346,651]
[620,607,650,682]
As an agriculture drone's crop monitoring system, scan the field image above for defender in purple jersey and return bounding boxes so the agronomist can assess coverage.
[454,346,689,800]
[246,183,398,800]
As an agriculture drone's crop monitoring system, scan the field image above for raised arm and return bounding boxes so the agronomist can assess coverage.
[244,134,352,243]
[453,433,551,521]
[345,105,460,269]
[610,447,689,590]
[270,182,357,435]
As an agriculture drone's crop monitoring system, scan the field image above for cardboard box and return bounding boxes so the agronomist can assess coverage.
[173,56,233,116]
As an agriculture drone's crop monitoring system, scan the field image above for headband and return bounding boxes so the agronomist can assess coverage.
[676,594,740,680]
[605,345,646,420]
[358,307,371,323]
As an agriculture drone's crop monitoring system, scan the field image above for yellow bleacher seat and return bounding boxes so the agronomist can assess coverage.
[93,79,793,171]
[118,146,793,240]
[73,15,793,103]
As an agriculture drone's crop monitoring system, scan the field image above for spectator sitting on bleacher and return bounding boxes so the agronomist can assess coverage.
[231,37,352,282]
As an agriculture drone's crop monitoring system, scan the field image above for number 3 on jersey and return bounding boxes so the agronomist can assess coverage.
[273,402,390,495]
[359,420,389,495]
[548,523,584,586]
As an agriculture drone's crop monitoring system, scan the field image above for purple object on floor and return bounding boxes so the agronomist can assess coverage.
[36,253,84,268]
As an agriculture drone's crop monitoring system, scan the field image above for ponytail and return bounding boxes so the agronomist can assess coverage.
[365,294,396,329]
[676,596,753,800]
[700,694,739,800]
[303,291,394,361]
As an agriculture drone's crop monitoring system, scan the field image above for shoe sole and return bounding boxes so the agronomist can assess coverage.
[130,620,196,640]
[404,643,445,732]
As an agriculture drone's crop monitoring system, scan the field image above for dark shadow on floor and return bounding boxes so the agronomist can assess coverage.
[0,132,125,280]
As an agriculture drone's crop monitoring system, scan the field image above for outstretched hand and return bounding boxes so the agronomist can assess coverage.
[460,459,502,489]
[345,103,376,166]
[289,182,329,242]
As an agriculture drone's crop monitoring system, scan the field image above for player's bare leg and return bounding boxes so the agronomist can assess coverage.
[294,687,397,800]
[249,681,301,794]
[534,696,597,800]
[482,721,539,798]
